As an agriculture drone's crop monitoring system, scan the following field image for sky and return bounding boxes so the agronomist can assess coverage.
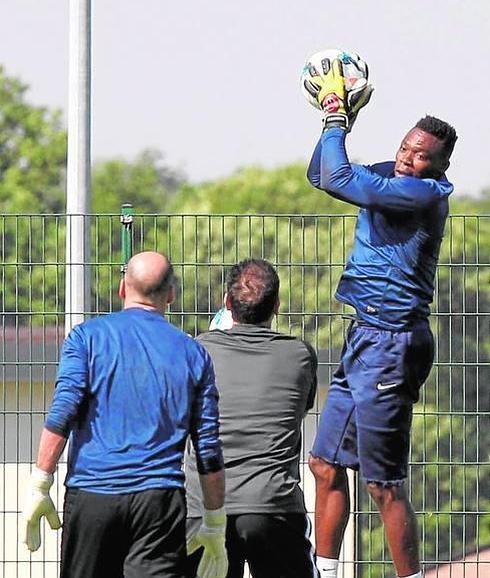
[0,0,489,197]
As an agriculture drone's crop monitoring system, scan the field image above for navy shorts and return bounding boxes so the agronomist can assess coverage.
[311,320,434,484]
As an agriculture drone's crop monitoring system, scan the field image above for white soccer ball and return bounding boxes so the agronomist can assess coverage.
[301,48,369,111]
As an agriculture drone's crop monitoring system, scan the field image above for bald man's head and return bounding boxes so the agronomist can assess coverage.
[122,252,175,308]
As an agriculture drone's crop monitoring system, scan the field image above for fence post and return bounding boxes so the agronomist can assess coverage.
[339,470,357,578]
[65,0,92,335]
[121,203,134,273]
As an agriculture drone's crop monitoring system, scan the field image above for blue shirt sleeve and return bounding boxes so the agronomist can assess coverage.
[45,326,89,437]
[307,128,453,212]
[189,346,224,475]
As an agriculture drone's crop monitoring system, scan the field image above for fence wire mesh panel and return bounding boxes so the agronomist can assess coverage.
[0,212,489,577]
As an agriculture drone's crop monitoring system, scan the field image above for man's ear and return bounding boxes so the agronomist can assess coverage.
[436,157,450,179]
[224,292,232,311]
[119,278,126,300]
[166,285,176,305]
[224,292,238,323]
[274,297,280,315]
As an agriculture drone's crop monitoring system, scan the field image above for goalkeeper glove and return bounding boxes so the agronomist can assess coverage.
[303,57,373,131]
[22,467,62,552]
[187,507,228,578]
[304,58,348,129]
[346,82,374,131]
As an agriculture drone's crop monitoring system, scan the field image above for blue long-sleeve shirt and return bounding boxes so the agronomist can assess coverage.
[307,128,453,330]
[46,308,223,494]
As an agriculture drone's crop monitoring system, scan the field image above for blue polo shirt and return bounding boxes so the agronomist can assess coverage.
[46,308,223,494]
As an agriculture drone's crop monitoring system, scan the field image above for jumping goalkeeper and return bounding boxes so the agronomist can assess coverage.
[304,57,457,578]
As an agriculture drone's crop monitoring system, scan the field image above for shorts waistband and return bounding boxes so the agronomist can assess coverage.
[342,314,429,332]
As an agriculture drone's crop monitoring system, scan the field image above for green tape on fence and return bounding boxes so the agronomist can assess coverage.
[120,203,134,273]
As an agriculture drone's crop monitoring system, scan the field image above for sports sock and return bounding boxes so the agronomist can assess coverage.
[398,572,422,578]
[316,556,338,578]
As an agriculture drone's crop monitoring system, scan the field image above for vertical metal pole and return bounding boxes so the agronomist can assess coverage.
[65,0,91,335]
[121,204,134,274]
[339,470,356,578]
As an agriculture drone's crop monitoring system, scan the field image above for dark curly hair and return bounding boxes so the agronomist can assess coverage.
[415,115,458,160]
[226,259,279,324]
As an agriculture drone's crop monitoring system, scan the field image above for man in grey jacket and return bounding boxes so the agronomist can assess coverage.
[186,258,319,578]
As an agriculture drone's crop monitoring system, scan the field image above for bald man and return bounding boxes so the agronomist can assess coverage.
[21,252,226,578]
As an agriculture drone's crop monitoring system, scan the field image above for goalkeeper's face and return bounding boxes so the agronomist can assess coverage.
[394,128,448,180]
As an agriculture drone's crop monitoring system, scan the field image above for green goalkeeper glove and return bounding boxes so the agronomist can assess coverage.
[188,507,228,578]
[22,467,62,551]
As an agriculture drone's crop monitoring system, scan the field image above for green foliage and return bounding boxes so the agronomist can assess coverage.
[0,67,66,213]
[172,163,357,215]
[89,151,186,310]
[167,162,358,344]
[0,68,188,323]
[157,213,355,348]
[92,149,184,213]
[0,69,67,323]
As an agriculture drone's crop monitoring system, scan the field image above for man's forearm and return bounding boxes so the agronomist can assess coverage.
[199,469,225,510]
[36,427,68,474]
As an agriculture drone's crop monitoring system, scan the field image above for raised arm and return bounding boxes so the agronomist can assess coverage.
[308,128,452,212]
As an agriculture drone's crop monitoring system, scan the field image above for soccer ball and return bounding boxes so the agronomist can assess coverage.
[301,48,369,111]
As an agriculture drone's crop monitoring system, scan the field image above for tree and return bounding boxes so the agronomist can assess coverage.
[92,149,184,213]
[172,162,356,215]
[0,67,66,213]
[0,67,187,323]
[89,150,186,312]
[162,163,357,344]
[0,67,67,326]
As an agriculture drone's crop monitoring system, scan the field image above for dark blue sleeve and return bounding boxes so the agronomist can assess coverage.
[307,128,452,212]
[307,134,353,205]
[45,326,89,437]
[189,347,224,475]
[306,136,323,188]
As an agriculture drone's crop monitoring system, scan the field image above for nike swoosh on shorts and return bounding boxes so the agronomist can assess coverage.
[376,382,399,390]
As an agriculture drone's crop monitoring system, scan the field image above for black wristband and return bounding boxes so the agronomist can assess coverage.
[323,115,348,131]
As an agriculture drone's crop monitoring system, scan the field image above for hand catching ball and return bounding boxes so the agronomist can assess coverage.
[301,48,373,130]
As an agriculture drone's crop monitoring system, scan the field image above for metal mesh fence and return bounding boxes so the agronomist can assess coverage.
[1,212,489,577]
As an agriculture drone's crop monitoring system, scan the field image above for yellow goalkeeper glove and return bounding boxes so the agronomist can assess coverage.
[187,507,228,578]
[22,467,62,552]
[308,58,348,129]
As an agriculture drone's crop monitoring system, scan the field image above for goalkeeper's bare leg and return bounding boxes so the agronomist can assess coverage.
[310,457,422,578]
[309,458,350,578]
[367,482,421,578]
